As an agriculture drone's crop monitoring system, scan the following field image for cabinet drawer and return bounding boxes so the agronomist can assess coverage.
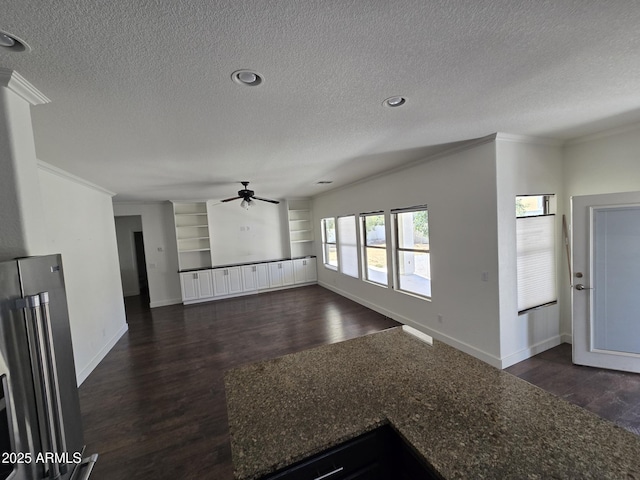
[261,428,385,480]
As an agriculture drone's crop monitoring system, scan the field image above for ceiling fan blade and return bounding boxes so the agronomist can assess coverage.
[253,196,280,204]
[221,196,242,202]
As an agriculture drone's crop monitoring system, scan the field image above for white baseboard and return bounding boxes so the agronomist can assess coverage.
[76,323,128,386]
[150,297,183,308]
[318,282,504,369]
[500,335,563,369]
[561,333,573,344]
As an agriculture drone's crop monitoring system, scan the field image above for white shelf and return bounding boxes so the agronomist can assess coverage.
[173,202,212,270]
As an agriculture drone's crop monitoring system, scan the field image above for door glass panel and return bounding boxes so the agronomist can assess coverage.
[592,206,640,354]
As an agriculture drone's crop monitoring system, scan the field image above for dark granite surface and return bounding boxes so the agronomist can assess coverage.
[179,256,316,273]
[224,327,640,479]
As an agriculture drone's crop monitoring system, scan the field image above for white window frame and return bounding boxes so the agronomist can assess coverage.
[321,217,338,270]
[392,206,431,299]
[360,212,388,286]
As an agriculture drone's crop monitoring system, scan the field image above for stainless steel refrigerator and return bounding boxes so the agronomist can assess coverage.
[0,254,97,480]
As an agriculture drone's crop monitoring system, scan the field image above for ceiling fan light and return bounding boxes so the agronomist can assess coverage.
[240,199,248,209]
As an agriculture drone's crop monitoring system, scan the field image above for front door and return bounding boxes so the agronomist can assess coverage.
[572,191,640,373]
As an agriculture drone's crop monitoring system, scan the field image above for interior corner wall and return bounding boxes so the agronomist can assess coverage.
[561,123,640,338]
[495,138,564,368]
[112,202,182,307]
[37,167,128,385]
[312,140,503,366]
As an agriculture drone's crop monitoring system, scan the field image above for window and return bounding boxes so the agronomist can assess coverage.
[321,217,338,269]
[361,213,388,285]
[516,195,557,313]
[337,215,358,278]
[393,207,431,298]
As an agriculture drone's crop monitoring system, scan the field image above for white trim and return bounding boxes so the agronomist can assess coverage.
[564,121,640,147]
[114,200,169,206]
[318,281,503,368]
[0,68,50,105]
[76,323,128,385]
[561,333,573,344]
[37,160,116,196]
[150,297,183,308]
[315,134,498,198]
[500,335,563,369]
[495,132,564,147]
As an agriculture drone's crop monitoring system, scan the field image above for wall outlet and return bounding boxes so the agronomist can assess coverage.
[437,314,443,323]
[481,271,489,282]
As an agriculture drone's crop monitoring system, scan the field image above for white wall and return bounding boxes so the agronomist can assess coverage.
[495,136,565,367]
[561,122,640,337]
[313,137,503,365]
[38,162,128,385]
[208,200,287,265]
[115,216,143,296]
[113,202,182,307]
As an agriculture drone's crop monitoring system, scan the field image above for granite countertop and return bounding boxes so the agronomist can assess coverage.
[179,256,316,273]
[224,327,640,479]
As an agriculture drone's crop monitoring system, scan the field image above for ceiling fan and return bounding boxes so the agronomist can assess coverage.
[221,181,280,209]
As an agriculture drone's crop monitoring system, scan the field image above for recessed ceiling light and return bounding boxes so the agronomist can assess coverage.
[0,31,30,52]
[232,70,263,87]
[383,96,406,107]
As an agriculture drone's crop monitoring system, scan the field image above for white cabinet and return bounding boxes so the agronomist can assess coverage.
[213,267,243,297]
[293,258,317,284]
[180,270,213,301]
[256,264,270,290]
[241,265,258,292]
[269,260,294,288]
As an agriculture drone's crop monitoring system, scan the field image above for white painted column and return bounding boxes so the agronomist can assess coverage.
[0,69,50,260]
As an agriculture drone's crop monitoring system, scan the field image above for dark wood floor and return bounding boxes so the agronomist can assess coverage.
[79,285,640,479]
[506,343,640,436]
[78,285,400,480]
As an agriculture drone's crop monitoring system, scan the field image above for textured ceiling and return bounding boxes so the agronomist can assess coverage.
[2,1,640,201]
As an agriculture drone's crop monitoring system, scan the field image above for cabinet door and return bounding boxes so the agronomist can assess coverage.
[227,267,243,294]
[269,262,283,287]
[212,268,229,296]
[197,270,214,298]
[293,259,306,284]
[256,264,270,289]
[180,272,199,301]
[282,260,295,286]
[241,265,257,292]
[305,259,317,282]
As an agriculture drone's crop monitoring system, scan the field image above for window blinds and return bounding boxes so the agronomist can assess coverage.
[337,216,358,278]
[516,215,557,313]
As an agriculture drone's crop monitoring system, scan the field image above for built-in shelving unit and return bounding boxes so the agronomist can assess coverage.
[287,199,314,258]
[173,202,212,270]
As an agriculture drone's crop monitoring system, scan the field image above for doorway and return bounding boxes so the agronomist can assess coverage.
[114,215,150,308]
[572,191,640,373]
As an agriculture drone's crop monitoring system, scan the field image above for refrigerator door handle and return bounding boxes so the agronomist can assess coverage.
[40,291,70,474]
[23,293,62,480]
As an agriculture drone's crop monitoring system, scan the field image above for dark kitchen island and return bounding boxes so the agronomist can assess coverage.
[225,327,640,479]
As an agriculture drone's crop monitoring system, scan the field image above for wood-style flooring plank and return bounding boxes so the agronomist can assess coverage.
[78,285,400,480]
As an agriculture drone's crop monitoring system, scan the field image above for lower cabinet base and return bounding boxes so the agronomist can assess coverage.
[260,424,441,480]
[182,281,317,305]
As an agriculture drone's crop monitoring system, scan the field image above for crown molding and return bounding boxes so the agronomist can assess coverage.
[564,121,640,147]
[0,68,50,105]
[495,132,564,147]
[37,160,116,197]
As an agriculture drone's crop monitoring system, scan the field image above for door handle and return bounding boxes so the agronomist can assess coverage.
[575,284,593,291]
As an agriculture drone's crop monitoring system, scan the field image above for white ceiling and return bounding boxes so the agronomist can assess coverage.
[3,1,640,202]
